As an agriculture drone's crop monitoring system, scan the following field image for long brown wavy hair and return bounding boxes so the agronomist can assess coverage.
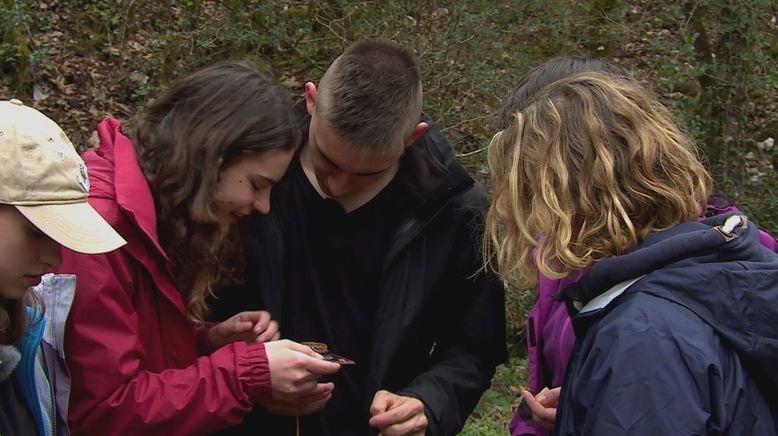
[130,61,301,322]
[485,72,711,288]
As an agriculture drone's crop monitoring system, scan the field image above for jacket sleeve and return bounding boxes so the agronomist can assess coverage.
[61,248,271,435]
[555,295,721,435]
[195,321,218,355]
[399,185,508,435]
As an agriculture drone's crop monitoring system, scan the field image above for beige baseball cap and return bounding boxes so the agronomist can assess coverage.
[0,99,126,254]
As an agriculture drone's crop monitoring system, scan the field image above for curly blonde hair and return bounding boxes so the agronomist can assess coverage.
[485,72,711,287]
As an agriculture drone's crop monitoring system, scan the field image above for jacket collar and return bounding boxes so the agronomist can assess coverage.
[94,119,169,261]
[89,120,186,315]
[560,214,755,306]
[563,214,778,398]
[395,114,474,210]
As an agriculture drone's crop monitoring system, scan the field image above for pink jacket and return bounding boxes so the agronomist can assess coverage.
[57,119,271,435]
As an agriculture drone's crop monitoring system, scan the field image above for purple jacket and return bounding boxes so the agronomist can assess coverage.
[509,199,777,436]
[508,271,585,436]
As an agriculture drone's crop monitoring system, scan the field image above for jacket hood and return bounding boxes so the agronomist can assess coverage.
[562,213,778,398]
[80,119,172,269]
[396,114,475,207]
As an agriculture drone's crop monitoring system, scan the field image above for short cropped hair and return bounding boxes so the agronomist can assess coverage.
[485,72,711,287]
[316,39,422,153]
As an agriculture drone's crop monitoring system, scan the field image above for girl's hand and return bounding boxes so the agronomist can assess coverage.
[521,386,560,430]
[206,310,280,351]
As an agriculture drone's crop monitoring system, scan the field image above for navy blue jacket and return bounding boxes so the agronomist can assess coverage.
[555,214,778,435]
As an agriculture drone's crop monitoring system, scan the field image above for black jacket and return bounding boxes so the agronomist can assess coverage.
[555,214,778,435]
[212,115,507,435]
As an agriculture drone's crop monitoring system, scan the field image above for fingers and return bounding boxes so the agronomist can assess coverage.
[521,390,540,411]
[235,310,270,323]
[369,392,427,435]
[303,353,341,375]
[541,387,561,408]
[370,399,422,428]
[282,341,343,375]
[272,383,335,415]
[265,340,341,400]
[521,390,554,420]
[275,381,334,403]
[220,319,254,336]
[249,311,272,334]
[256,320,279,342]
[376,414,427,436]
[298,382,334,402]
[284,339,324,357]
[207,319,253,351]
[210,311,281,351]
[370,390,394,416]
[258,385,334,416]
[227,311,281,343]
[521,390,557,430]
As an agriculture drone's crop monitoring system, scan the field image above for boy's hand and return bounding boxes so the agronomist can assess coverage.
[369,390,428,436]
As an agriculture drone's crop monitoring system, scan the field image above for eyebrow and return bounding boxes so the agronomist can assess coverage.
[253,174,280,185]
[314,136,394,176]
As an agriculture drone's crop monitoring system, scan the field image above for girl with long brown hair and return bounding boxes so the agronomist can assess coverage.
[57,61,340,434]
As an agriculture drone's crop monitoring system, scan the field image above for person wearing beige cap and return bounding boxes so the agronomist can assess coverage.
[0,98,126,436]
[52,61,341,435]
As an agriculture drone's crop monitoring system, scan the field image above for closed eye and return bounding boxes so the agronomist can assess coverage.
[250,176,275,192]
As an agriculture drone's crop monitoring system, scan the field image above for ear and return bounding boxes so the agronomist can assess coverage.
[403,122,428,148]
[304,82,318,116]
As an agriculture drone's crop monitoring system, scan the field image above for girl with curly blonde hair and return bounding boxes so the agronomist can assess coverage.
[486,72,778,434]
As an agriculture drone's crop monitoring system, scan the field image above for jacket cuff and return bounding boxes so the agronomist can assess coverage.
[235,341,272,401]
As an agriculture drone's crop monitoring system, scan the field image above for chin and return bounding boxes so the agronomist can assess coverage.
[219,217,238,226]
[211,211,238,225]
[322,187,343,200]
[1,286,31,301]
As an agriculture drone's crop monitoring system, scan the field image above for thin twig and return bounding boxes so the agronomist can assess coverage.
[457,145,490,158]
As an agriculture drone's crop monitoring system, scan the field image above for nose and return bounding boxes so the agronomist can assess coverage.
[326,172,354,197]
[252,188,271,215]
[39,237,63,269]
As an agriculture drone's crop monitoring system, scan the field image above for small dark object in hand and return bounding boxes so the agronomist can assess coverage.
[301,341,356,365]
